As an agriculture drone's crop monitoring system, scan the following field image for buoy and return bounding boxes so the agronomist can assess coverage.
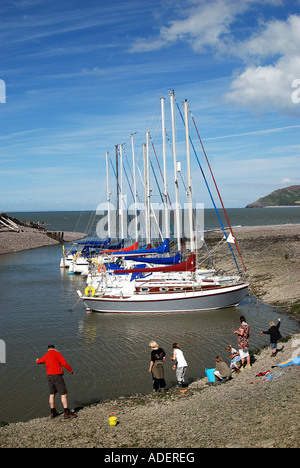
[97,264,107,274]
[85,286,95,296]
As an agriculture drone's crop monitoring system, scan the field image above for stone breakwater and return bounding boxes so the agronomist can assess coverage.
[0,214,87,255]
[0,333,299,448]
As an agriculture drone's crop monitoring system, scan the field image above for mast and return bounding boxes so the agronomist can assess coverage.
[142,142,150,244]
[169,90,181,251]
[146,130,151,245]
[115,145,119,241]
[161,97,170,239]
[105,151,111,238]
[184,99,194,253]
[119,144,124,241]
[131,133,138,243]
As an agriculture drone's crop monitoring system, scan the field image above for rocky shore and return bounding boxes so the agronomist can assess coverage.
[0,223,299,448]
[0,213,87,255]
[204,224,300,321]
[0,332,299,448]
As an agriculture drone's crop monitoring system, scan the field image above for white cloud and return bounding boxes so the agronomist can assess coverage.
[224,57,300,113]
[130,2,300,114]
[225,15,300,113]
[130,0,247,53]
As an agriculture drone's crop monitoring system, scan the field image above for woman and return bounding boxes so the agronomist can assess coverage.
[234,315,251,369]
[148,341,166,392]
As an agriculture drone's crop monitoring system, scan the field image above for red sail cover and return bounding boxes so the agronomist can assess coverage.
[113,253,196,274]
[101,242,139,254]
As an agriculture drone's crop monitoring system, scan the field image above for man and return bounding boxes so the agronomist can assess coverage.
[234,316,251,369]
[36,345,77,419]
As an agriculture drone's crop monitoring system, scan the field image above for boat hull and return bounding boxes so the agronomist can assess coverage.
[79,283,249,314]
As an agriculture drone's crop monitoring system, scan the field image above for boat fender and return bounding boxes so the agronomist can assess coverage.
[98,264,107,274]
[85,286,95,297]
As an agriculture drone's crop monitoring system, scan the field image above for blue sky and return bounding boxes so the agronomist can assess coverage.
[0,0,300,212]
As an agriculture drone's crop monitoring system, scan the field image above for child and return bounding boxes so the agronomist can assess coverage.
[260,318,282,357]
[213,356,231,382]
[170,343,188,388]
[225,345,241,373]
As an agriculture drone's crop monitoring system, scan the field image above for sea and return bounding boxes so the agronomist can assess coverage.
[0,207,299,423]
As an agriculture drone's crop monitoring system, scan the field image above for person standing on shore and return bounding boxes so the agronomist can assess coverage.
[260,318,282,357]
[171,343,188,388]
[36,345,77,419]
[234,316,251,369]
[148,341,166,392]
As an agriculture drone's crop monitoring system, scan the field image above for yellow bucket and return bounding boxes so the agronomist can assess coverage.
[109,416,117,426]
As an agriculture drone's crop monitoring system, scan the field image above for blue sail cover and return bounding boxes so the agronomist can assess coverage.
[114,238,170,256]
[77,237,111,247]
[125,251,182,265]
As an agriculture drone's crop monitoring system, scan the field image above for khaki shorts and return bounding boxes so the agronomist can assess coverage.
[47,375,68,395]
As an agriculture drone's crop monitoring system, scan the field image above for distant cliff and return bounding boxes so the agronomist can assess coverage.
[246,185,300,208]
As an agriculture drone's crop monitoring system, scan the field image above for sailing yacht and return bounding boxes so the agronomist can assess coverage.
[77,96,248,313]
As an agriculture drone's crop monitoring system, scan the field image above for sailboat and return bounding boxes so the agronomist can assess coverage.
[77,96,248,313]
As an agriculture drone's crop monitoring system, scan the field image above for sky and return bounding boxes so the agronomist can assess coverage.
[0,0,300,212]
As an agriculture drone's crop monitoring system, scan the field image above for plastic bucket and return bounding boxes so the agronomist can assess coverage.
[109,416,117,426]
[205,368,216,383]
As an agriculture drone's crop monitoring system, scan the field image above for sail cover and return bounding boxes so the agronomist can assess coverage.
[101,241,139,254]
[113,253,196,274]
[125,251,182,265]
[113,239,170,257]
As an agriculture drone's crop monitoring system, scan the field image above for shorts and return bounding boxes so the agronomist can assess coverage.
[239,348,249,359]
[47,374,68,395]
[270,342,278,350]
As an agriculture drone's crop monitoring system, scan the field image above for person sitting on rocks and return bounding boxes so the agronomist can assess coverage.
[225,345,241,373]
[213,356,232,383]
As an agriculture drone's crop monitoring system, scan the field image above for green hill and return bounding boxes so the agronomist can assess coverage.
[246,185,300,208]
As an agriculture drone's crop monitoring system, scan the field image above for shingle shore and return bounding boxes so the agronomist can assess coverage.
[0,333,299,448]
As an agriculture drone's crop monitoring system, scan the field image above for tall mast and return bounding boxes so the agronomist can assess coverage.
[161,97,169,239]
[169,90,181,251]
[142,142,149,244]
[105,151,111,238]
[119,144,124,241]
[146,130,151,244]
[184,99,194,253]
[131,133,138,243]
[115,145,119,241]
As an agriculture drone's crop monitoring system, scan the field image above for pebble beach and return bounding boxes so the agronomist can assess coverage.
[0,221,299,449]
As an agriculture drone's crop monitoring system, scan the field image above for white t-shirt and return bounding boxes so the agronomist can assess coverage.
[174,349,187,367]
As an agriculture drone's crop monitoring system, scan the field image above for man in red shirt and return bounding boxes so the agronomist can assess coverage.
[36,345,77,419]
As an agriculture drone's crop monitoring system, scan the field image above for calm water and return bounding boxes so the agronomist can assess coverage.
[8,206,300,236]
[0,208,299,423]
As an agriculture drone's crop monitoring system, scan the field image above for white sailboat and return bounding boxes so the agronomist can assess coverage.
[77,96,248,313]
